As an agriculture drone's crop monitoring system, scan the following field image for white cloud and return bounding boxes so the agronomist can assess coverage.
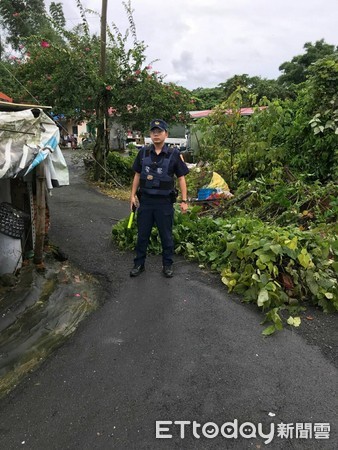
[46,0,338,89]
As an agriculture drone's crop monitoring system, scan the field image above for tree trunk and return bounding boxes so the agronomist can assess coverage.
[93,109,105,181]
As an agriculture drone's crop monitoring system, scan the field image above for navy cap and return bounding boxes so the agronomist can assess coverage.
[150,119,168,131]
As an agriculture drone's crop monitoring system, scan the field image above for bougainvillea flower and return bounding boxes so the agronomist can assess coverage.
[13,12,20,17]
[40,40,50,48]
[135,70,141,75]
[106,85,112,91]
[145,65,152,70]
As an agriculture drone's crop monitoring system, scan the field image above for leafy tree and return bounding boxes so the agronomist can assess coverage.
[238,100,293,180]
[285,54,338,180]
[0,1,193,154]
[0,0,51,50]
[5,25,100,118]
[248,77,293,102]
[307,54,338,119]
[49,2,66,28]
[194,87,251,184]
[103,14,193,134]
[190,86,223,109]
[218,74,252,101]
[0,58,20,95]
[219,74,291,104]
[236,54,338,182]
[278,39,337,87]
[191,75,291,111]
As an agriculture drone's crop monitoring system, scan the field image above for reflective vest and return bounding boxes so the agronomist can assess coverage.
[139,146,175,196]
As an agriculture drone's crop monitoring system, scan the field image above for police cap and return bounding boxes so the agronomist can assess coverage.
[149,119,168,131]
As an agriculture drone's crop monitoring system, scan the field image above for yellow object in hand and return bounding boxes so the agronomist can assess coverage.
[127,211,134,229]
[127,204,137,229]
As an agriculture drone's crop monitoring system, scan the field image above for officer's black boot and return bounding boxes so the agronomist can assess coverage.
[130,264,145,277]
[162,265,173,278]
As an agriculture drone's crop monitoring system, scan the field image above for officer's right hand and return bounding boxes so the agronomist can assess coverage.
[130,195,139,211]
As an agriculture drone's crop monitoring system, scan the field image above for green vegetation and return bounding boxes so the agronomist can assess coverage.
[111,47,338,334]
[0,2,337,333]
[105,150,136,186]
[113,198,337,334]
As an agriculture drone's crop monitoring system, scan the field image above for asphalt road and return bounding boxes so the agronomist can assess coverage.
[0,151,337,450]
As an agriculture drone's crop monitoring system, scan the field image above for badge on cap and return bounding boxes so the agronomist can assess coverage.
[150,119,168,131]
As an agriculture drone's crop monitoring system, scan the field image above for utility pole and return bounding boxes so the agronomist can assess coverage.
[100,0,107,77]
[94,0,108,180]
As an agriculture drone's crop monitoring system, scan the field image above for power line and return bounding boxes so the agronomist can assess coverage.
[64,16,100,20]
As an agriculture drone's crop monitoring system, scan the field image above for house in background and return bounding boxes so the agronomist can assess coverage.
[51,115,94,147]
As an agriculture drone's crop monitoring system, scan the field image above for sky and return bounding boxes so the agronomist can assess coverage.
[46,0,338,90]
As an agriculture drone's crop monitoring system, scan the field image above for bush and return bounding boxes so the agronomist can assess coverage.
[105,150,138,185]
[112,208,338,334]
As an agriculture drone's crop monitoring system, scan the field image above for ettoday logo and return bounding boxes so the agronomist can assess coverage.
[155,420,330,444]
[156,420,275,444]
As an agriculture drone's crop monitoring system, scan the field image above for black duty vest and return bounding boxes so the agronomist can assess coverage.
[139,147,175,196]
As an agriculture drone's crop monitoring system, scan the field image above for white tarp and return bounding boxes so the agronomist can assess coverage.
[0,108,69,188]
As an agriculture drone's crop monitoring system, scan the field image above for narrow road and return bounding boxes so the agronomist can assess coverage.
[0,151,336,449]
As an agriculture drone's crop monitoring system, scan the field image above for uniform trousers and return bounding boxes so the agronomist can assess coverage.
[134,197,174,267]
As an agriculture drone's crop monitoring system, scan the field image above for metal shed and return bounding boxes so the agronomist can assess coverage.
[0,100,69,274]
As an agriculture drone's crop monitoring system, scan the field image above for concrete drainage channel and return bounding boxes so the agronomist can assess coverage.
[0,254,99,398]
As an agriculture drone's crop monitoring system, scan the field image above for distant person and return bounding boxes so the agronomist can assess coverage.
[70,135,77,150]
[129,119,189,278]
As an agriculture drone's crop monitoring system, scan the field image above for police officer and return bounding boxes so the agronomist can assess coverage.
[130,119,189,278]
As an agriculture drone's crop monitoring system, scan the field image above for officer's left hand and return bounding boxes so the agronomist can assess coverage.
[180,202,188,214]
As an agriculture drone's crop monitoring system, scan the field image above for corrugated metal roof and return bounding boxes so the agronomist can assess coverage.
[189,110,212,118]
[0,92,13,103]
[189,107,267,119]
[0,100,52,112]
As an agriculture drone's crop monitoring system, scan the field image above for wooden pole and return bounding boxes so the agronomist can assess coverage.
[100,0,108,78]
[34,161,46,265]
[94,0,108,180]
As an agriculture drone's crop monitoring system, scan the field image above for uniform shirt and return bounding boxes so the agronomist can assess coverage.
[132,144,189,178]
[133,144,189,202]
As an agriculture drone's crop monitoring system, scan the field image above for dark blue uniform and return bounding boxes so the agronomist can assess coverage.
[132,144,189,267]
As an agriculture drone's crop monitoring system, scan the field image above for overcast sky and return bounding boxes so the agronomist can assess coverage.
[47,0,338,90]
